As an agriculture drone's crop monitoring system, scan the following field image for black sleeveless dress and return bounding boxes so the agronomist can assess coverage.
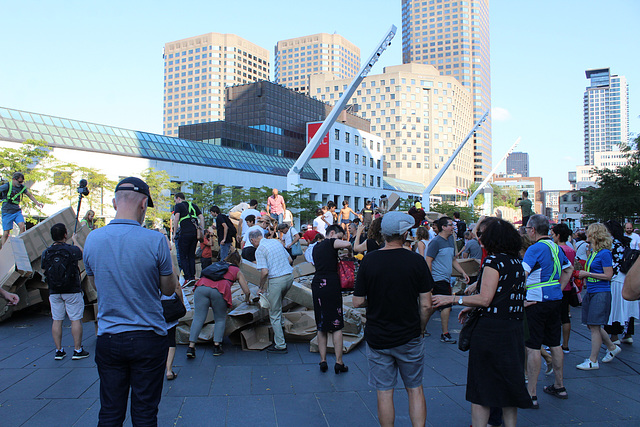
[311,238,344,332]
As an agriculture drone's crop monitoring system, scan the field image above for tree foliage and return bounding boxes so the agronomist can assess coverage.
[140,167,175,228]
[430,202,479,223]
[582,135,640,222]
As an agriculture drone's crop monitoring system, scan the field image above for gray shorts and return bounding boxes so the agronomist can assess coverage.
[49,293,84,321]
[366,337,425,391]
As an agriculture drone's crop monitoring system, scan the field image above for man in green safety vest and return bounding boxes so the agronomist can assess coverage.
[522,214,574,408]
[1,172,44,245]
[171,192,204,283]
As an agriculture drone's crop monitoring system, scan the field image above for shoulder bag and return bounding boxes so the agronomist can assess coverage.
[458,307,481,352]
[290,230,303,256]
[162,294,186,323]
[338,258,356,290]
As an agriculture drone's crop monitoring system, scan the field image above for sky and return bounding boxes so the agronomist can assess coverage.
[1,0,638,190]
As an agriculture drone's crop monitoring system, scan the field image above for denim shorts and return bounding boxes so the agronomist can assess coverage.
[2,210,24,231]
[366,337,425,390]
[582,291,612,326]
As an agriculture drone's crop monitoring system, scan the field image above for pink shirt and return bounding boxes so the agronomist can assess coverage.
[559,244,576,291]
[267,194,285,215]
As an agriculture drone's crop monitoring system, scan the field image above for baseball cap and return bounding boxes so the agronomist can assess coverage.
[115,177,154,207]
[381,211,415,236]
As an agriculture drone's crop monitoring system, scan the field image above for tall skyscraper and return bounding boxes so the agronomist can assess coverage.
[506,151,529,177]
[274,33,360,95]
[401,0,491,182]
[163,33,270,136]
[310,63,474,197]
[583,68,629,165]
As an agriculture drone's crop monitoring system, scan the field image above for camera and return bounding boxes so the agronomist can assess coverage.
[77,179,90,196]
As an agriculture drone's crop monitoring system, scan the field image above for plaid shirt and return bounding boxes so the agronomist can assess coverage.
[255,238,293,278]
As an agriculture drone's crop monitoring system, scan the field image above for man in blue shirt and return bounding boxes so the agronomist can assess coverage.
[84,177,178,426]
[522,214,573,407]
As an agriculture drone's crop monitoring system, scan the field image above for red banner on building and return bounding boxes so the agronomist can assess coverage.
[307,122,329,158]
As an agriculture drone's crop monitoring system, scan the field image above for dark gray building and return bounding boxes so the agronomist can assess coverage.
[506,151,529,177]
[179,81,369,159]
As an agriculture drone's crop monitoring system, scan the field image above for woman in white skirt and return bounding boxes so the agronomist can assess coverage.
[605,220,639,344]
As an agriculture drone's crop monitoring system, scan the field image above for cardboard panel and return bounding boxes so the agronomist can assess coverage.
[451,258,480,278]
[240,325,273,351]
[283,311,317,342]
[309,332,363,354]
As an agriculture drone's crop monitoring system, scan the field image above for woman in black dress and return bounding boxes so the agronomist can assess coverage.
[312,224,353,373]
[433,219,531,427]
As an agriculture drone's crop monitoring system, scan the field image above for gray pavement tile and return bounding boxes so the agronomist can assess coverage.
[0,345,50,369]
[210,365,252,396]
[226,394,276,426]
[79,376,101,399]
[0,398,50,426]
[0,368,33,394]
[164,364,216,397]
[287,364,335,393]
[38,367,99,399]
[0,368,72,401]
[330,361,372,392]
[568,379,640,420]
[357,389,415,427]
[156,396,184,426]
[24,398,96,426]
[273,393,327,427]
[422,365,460,387]
[72,398,100,426]
[251,365,293,395]
[266,345,304,365]
[315,391,377,426]
[175,396,227,426]
[424,387,470,426]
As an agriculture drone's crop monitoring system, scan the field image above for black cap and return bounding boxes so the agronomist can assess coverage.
[115,177,154,207]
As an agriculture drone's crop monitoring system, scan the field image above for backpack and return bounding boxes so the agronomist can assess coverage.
[42,245,79,293]
[201,261,230,281]
[620,247,640,275]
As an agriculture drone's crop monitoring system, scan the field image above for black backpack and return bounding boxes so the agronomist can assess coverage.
[42,245,79,293]
[201,261,230,281]
[620,247,640,274]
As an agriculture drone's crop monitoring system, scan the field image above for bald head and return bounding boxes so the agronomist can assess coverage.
[113,184,149,224]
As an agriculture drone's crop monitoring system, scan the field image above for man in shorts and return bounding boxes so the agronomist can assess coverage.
[523,214,573,406]
[425,216,470,343]
[41,223,88,360]
[354,212,433,426]
[1,172,44,245]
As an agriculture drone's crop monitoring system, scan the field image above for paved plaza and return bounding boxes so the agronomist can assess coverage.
[0,305,639,427]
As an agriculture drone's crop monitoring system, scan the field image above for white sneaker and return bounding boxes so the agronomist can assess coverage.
[544,361,554,375]
[576,358,599,370]
[621,337,633,344]
[602,345,622,363]
[612,339,621,345]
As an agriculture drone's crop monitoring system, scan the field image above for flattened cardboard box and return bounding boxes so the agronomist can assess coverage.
[240,325,273,351]
[0,237,33,290]
[309,332,363,354]
[283,310,317,342]
[451,258,480,278]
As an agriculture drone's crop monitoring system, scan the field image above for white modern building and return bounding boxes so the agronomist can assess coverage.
[574,149,631,189]
[583,68,629,165]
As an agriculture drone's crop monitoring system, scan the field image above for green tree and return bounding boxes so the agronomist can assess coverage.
[582,135,640,222]
[140,167,175,228]
[430,202,479,223]
[281,184,320,225]
[49,163,116,218]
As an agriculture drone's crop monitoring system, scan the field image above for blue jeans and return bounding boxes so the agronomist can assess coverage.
[270,213,283,224]
[96,330,168,427]
[178,234,198,280]
[219,242,231,261]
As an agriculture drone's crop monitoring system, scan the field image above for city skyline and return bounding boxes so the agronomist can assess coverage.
[1,0,639,190]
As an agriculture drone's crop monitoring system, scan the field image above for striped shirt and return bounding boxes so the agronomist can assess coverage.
[255,238,293,278]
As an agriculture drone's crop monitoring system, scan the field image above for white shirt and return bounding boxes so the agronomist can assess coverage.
[282,227,298,247]
[626,233,640,251]
[324,211,334,226]
[243,224,267,248]
[240,208,261,237]
[313,216,327,236]
[255,238,293,278]
[305,242,317,264]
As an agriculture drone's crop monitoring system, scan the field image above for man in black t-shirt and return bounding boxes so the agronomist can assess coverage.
[171,192,204,282]
[210,205,236,261]
[359,200,375,228]
[353,211,433,426]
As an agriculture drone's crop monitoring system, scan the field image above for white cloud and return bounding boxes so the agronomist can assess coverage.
[492,107,511,121]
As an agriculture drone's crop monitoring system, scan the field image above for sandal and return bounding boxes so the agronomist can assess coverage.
[166,371,178,381]
[530,395,539,409]
[543,384,568,399]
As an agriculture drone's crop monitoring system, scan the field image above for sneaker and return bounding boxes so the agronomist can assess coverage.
[602,345,621,363]
[212,344,224,356]
[544,361,554,376]
[54,349,66,360]
[612,339,621,345]
[562,346,570,354]
[576,358,599,370]
[266,344,288,354]
[440,333,457,344]
[72,349,90,360]
[186,347,196,359]
[621,337,633,344]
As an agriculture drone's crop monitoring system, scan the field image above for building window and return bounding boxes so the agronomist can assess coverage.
[377,177,381,187]
[345,171,350,183]
[355,173,359,186]
[345,132,350,143]
[362,156,366,166]
[335,129,340,140]
[377,159,381,169]
[355,154,359,164]
[322,168,328,182]
[334,149,340,160]
[370,175,374,186]
[345,151,350,162]
[354,135,360,146]
[370,158,374,168]
[362,174,366,186]
[335,169,340,182]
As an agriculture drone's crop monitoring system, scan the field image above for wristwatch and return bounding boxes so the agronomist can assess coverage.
[458,296,464,305]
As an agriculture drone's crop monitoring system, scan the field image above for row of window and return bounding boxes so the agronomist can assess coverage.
[334,130,381,151]
[333,149,382,169]
[321,168,381,187]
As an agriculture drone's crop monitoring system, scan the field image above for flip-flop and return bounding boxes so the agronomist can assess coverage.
[166,371,178,381]
[543,384,568,399]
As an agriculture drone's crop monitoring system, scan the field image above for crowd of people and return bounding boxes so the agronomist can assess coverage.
[3,174,640,426]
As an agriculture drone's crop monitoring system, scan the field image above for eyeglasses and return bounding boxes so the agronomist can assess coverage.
[17,180,24,184]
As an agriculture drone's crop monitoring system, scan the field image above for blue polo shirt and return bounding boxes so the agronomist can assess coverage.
[585,249,612,293]
[522,238,570,302]
[83,219,174,336]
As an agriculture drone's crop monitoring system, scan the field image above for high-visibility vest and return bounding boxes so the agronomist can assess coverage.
[586,250,601,283]
[526,239,561,290]
[1,181,26,205]
[179,201,197,224]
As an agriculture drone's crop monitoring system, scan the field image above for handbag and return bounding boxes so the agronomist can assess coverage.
[290,229,303,256]
[162,294,186,323]
[458,307,482,352]
[338,259,356,290]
